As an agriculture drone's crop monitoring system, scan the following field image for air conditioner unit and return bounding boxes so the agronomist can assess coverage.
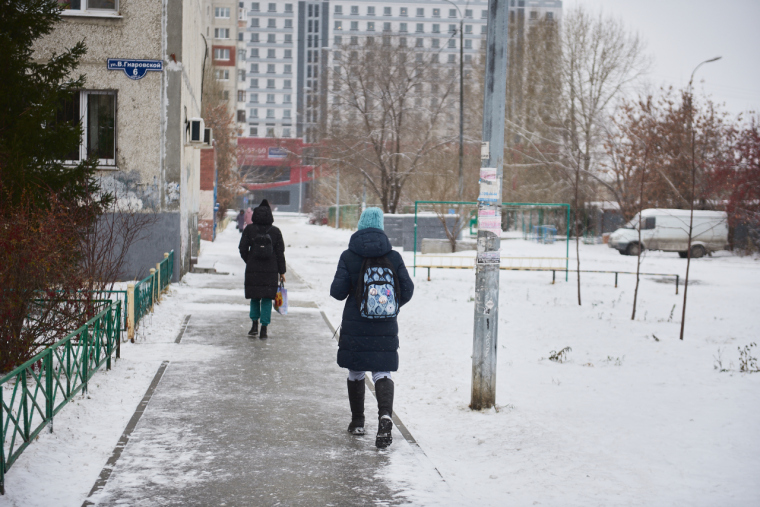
[188,117,205,145]
[204,127,213,146]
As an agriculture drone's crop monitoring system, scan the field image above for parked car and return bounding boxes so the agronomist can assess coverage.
[608,209,728,258]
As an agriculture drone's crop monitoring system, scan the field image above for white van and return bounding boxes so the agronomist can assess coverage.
[608,209,729,258]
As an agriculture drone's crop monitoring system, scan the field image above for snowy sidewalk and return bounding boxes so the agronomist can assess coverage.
[83,224,445,506]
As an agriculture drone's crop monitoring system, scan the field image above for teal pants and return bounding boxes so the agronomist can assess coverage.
[249,298,273,326]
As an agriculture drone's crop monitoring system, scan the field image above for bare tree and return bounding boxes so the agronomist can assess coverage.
[322,36,459,213]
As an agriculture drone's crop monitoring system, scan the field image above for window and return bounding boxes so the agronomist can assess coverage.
[433,8,440,17]
[267,18,276,27]
[284,34,292,43]
[238,49,246,60]
[432,38,439,48]
[465,24,472,34]
[367,6,375,15]
[284,64,292,74]
[465,9,473,18]
[416,8,424,17]
[448,39,456,48]
[266,93,275,103]
[334,5,342,14]
[267,49,276,58]
[334,35,342,45]
[251,33,259,42]
[238,32,243,41]
[432,24,440,33]
[383,7,391,16]
[251,18,259,27]
[431,53,439,63]
[267,33,276,43]
[415,38,423,47]
[284,109,292,119]
[644,217,656,230]
[285,3,293,13]
[59,90,117,166]
[251,63,259,73]
[282,127,291,137]
[250,126,258,136]
[250,93,258,103]
[238,69,246,81]
[61,0,119,13]
[284,94,292,102]
[285,19,293,28]
[268,2,275,12]
[237,110,246,122]
[334,51,341,60]
[238,90,246,102]
[464,39,472,49]
[383,22,391,31]
[449,9,456,18]
[213,48,230,60]
[267,109,275,118]
[416,23,423,33]
[367,21,375,31]
[351,5,358,15]
[481,25,487,34]
[449,24,456,33]
[448,54,455,63]
[215,7,230,18]
[215,69,230,80]
[546,12,554,20]
[350,21,358,30]
[334,20,342,30]
[267,64,275,73]
[251,108,259,118]
[350,36,358,45]
[400,23,407,32]
[251,2,259,11]
[382,36,390,46]
[399,37,407,47]
[284,49,292,59]
[400,7,407,16]
[250,78,259,88]
[530,11,538,20]
[214,28,230,39]
[267,79,275,88]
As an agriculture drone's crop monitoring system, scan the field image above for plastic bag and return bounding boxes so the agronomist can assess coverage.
[274,283,288,315]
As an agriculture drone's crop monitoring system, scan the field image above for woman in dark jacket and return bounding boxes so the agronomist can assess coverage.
[239,199,286,339]
[330,207,414,448]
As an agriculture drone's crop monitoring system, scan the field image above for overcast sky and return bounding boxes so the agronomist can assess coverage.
[562,0,760,118]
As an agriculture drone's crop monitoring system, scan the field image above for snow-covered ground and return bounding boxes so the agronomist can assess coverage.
[280,215,760,506]
[4,216,759,506]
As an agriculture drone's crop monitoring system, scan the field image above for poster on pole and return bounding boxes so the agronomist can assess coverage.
[478,168,500,204]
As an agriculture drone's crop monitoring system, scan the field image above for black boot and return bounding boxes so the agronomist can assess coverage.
[374,378,394,449]
[248,321,258,337]
[259,325,268,339]
[347,379,365,435]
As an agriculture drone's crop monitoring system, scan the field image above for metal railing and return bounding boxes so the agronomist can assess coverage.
[127,250,174,342]
[0,300,122,494]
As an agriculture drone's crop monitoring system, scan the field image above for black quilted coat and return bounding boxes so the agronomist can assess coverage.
[239,205,286,299]
[330,228,414,372]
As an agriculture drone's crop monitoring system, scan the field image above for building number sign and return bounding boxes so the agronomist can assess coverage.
[107,59,163,80]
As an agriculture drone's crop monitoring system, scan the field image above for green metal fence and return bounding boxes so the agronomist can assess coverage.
[132,250,174,332]
[0,300,122,494]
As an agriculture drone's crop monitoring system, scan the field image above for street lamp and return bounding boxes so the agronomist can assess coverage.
[443,0,469,201]
[680,55,721,341]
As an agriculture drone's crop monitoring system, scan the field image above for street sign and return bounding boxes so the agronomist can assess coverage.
[107,59,163,80]
[268,147,288,158]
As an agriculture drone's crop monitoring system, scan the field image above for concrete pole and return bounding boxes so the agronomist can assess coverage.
[127,282,135,343]
[471,0,509,410]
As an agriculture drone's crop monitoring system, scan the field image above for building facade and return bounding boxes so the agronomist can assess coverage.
[38,0,224,280]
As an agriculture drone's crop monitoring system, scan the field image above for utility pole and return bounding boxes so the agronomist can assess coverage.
[471,0,508,410]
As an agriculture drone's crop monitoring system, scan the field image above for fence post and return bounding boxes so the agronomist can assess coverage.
[21,369,29,442]
[82,325,89,393]
[675,275,679,295]
[1,387,5,495]
[155,263,161,301]
[45,352,53,433]
[127,282,135,343]
[116,300,121,359]
[106,305,113,371]
[164,253,170,289]
[149,268,156,310]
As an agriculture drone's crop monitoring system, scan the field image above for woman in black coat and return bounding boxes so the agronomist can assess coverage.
[330,207,414,448]
[239,199,286,339]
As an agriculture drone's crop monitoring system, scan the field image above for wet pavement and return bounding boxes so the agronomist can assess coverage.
[86,225,444,506]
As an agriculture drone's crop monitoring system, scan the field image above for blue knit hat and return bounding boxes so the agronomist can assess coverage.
[357,207,384,230]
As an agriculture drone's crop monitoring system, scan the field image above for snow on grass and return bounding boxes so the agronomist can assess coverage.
[280,215,760,506]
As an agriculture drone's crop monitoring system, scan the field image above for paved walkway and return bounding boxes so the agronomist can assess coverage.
[85,224,445,506]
